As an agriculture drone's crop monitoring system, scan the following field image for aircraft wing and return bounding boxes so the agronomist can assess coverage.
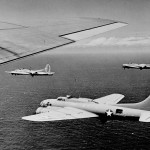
[22,107,98,121]
[0,18,127,64]
[5,70,30,74]
[93,94,125,105]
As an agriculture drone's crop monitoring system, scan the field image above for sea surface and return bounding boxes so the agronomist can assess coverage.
[0,46,150,149]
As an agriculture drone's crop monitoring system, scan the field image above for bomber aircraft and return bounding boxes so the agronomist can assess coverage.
[5,64,54,77]
[122,63,150,70]
[22,94,150,123]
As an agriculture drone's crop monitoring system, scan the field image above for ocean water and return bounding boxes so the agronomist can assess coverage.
[1,46,150,149]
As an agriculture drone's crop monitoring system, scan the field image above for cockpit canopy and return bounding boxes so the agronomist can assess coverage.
[57,97,66,101]
[57,95,73,101]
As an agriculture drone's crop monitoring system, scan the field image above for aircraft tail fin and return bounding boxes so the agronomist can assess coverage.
[118,95,150,111]
[44,64,51,73]
[135,95,150,111]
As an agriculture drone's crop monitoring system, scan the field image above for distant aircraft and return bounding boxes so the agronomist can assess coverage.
[122,63,150,70]
[5,64,55,77]
[22,94,150,123]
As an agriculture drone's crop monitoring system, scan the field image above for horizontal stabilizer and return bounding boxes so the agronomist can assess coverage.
[139,112,150,122]
[22,107,98,121]
[94,94,124,105]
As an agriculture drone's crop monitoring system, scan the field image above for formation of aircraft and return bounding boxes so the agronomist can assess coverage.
[22,94,150,123]
[2,11,146,124]
[5,64,55,77]
[122,63,150,70]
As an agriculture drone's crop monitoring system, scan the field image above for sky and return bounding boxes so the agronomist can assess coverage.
[0,0,149,33]
[0,0,149,54]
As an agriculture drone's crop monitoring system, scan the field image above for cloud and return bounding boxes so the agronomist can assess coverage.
[76,37,150,47]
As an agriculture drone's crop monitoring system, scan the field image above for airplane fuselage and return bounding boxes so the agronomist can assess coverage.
[37,100,146,121]
[7,70,54,76]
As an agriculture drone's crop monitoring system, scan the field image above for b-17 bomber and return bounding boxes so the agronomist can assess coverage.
[123,63,150,70]
[6,64,54,77]
[22,94,150,123]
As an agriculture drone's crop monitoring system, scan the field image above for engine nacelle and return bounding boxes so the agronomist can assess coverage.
[36,106,51,114]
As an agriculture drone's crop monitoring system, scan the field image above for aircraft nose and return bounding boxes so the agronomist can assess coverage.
[36,107,50,114]
[40,99,51,107]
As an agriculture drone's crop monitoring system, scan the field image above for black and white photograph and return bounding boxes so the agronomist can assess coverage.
[0,0,150,149]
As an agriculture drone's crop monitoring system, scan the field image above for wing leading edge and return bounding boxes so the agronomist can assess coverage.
[0,18,127,64]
